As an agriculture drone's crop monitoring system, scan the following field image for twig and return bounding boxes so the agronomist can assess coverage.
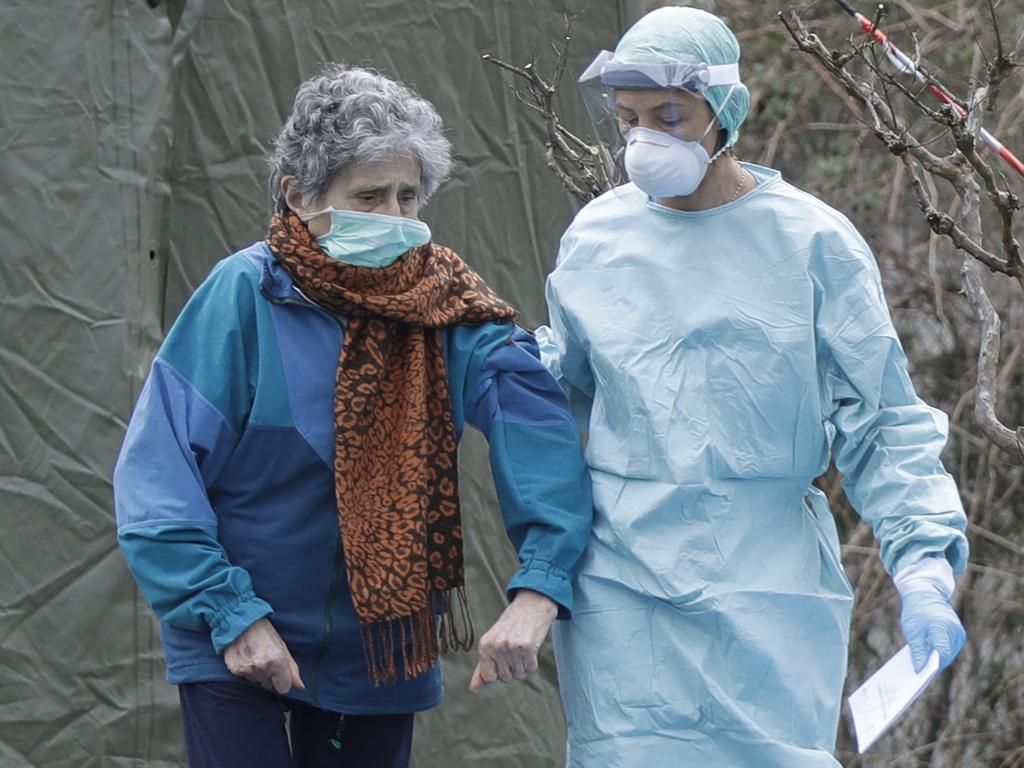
[899,153,1015,275]
[781,5,1024,467]
[963,266,1024,463]
[968,521,1024,558]
[481,10,617,202]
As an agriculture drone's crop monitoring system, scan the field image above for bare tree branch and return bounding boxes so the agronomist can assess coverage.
[481,11,617,202]
[961,259,1024,464]
[781,6,1024,466]
[983,0,1022,109]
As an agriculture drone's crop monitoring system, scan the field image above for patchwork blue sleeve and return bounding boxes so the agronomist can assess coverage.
[451,323,594,617]
[816,240,969,577]
[114,261,273,653]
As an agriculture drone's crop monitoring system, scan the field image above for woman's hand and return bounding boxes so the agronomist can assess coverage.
[900,590,966,672]
[469,590,559,693]
[224,618,306,694]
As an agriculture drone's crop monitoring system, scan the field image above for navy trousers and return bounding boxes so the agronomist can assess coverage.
[178,682,414,768]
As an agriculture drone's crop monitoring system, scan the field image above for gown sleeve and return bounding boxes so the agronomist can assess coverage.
[534,232,596,430]
[815,237,969,576]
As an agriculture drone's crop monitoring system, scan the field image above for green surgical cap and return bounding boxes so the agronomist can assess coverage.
[615,6,750,146]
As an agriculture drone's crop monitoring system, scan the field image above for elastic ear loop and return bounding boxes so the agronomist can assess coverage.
[700,83,738,163]
[297,205,339,222]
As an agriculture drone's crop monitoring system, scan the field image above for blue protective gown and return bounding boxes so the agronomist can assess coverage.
[537,164,968,767]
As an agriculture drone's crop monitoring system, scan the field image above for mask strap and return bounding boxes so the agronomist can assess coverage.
[297,205,337,222]
[708,143,731,164]
[698,82,738,143]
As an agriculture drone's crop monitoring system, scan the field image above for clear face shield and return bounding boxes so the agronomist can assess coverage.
[578,50,741,198]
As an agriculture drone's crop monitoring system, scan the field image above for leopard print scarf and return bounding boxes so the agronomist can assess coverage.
[267,211,517,685]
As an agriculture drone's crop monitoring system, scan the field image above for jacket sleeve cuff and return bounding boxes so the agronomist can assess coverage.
[209,593,274,654]
[506,560,574,620]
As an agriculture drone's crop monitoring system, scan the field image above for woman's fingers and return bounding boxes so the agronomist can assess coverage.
[510,655,529,681]
[470,590,558,692]
[269,663,294,695]
[289,656,307,690]
[469,658,500,693]
[224,618,304,694]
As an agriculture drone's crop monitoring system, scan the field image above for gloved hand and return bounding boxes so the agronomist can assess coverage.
[895,556,966,673]
[899,590,966,672]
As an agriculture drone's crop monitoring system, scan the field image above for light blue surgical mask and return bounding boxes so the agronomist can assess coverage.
[298,207,431,268]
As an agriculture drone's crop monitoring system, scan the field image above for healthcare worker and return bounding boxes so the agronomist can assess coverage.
[537,7,969,767]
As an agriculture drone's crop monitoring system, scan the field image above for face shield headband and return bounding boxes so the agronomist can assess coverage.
[578,49,740,91]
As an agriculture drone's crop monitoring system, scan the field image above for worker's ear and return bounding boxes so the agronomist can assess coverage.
[715,128,729,154]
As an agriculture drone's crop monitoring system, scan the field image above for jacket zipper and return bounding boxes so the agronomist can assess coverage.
[261,284,347,706]
[309,536,345,705]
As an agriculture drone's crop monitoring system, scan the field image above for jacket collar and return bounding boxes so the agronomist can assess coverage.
[242,241,299,302]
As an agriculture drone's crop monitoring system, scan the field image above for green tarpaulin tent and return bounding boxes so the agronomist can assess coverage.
[0,1,641,764]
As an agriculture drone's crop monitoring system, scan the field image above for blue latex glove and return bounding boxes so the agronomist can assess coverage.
[899,589,966,672]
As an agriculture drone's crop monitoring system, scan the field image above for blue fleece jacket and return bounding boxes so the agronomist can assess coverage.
[113,242,593,714]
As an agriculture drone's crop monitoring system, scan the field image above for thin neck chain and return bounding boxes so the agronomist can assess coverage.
[727,168,748,203]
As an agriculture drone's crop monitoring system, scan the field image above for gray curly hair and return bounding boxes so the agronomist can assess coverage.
[269,64,452,210]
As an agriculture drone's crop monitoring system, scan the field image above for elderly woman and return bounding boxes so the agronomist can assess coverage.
[113,65,592,767]
[538,7,968,767]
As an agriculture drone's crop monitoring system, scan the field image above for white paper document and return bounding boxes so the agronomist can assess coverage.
[847,645,941,753]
